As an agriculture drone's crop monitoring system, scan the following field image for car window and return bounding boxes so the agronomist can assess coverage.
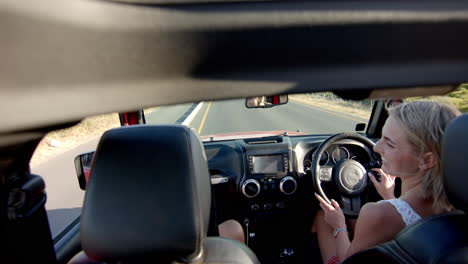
[30,113,120,238]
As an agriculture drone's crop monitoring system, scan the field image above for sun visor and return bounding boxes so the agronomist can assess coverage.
[334,85,457,101]
[1,0,468,133]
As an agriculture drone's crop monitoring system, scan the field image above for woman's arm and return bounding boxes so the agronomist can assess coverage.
[335,228,351,261]
[343,202,405,260]
[315,194,351,261]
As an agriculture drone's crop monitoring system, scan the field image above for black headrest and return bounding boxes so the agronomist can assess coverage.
[80,125,211,262]
[442,114,468,213]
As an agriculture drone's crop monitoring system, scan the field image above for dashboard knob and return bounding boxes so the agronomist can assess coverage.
[242,179,261,198]
[279,176,297,195]
[263,203,272,210]
[276,202,285,209]
[251,204,260,211]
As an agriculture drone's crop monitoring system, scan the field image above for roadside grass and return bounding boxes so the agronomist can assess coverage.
[289,93,373,120]
[292,84,467,119]
[30,113,120,167]
[406,85,468,113]
[450,84,468,112]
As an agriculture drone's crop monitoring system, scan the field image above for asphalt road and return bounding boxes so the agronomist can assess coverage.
[190,99,366,136]
[33,99,367,238]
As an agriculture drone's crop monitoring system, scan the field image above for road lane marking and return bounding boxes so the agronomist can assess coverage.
[198,102,212,134]
[182,102,204,126]
[289,97,368,123]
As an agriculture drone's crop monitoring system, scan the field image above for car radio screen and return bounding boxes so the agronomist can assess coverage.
[252,155,283,174]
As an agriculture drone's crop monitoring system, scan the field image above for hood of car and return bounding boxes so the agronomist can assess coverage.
[201,130,306,142]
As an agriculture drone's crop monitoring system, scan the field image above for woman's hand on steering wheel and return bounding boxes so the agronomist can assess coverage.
[368,168,396,200]
[315,193,346,230]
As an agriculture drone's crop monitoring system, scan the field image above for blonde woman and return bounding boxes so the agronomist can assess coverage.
[314,100,461,264]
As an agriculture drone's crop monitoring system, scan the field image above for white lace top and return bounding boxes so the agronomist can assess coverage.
[378,199,422,226]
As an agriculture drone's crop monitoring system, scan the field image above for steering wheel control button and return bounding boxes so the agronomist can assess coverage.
[335,160,367,195]
[279,176,297,195]
[242,179,261,198]
[319,167,333,181]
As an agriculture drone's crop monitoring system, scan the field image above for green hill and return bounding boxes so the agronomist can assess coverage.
[407,84,468,113]
[448,84,468,112]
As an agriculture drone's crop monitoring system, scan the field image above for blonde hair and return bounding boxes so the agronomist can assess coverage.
[389,100,461,213]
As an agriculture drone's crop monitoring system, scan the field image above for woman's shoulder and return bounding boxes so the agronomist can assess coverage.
[361,200,394,214]
[359,201,406,228]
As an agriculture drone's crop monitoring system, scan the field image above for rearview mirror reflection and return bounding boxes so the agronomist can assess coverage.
[245,95,288,108]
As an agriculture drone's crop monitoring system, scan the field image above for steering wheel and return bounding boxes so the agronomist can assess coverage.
[312,133,381,217]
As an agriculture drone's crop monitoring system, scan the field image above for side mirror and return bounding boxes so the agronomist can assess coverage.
[384,99,404,110]
[245,95,288,108]
[74,151,95,190]
[355,123,366,132]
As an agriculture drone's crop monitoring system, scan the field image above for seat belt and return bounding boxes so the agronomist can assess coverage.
[4,173,56,263]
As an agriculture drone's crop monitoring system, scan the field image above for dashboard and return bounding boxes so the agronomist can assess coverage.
[204,134,376,221]
[303,143,374,172]
[203,134,377,259]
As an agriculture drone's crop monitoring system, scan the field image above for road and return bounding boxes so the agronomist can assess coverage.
[32,99,368,238]
[190,99,366,136]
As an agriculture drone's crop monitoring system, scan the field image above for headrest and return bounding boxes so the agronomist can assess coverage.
[80,125,211,262]
[442,114,468,213]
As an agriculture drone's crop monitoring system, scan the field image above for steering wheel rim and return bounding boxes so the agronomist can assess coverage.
[312,133,381,216]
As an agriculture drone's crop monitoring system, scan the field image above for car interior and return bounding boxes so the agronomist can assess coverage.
[2,0,468,264]
[71,125,260,264]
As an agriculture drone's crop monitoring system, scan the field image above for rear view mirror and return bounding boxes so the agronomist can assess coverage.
[245,95,288,108]
[74,151,95,190]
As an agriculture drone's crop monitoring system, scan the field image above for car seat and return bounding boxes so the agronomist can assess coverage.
[69,125,259,264]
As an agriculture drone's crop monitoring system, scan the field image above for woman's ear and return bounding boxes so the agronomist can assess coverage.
[419,152,437,170]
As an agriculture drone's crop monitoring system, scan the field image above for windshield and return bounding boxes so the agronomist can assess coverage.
[31,89,466,239]
[144,93,373,139]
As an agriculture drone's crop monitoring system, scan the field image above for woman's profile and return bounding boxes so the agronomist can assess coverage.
[313,100,461,264]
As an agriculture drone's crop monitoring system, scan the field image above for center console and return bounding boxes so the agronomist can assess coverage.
[239,136,304,263]
[241,136,297,201]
